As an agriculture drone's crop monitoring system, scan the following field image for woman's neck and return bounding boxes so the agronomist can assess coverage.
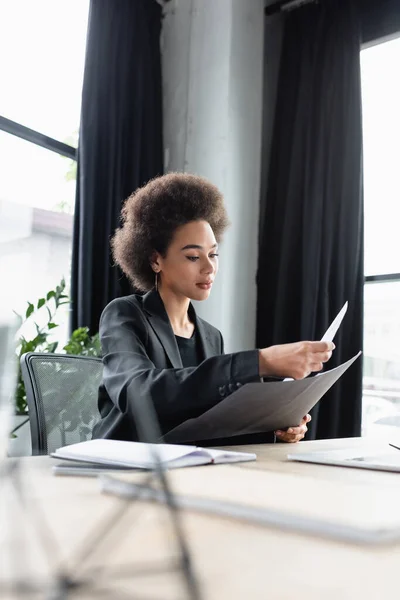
[158,287,194,337]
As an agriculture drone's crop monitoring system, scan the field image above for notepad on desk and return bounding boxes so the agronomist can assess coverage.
[50,439,256,471]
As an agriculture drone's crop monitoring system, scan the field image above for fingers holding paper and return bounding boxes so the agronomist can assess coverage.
[259,340,335,380]
[275,414,311,443]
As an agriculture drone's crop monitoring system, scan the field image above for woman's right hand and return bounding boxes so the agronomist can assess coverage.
[258,341,335,380]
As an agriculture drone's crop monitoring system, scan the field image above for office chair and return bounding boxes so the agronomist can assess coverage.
[20,352,103,455]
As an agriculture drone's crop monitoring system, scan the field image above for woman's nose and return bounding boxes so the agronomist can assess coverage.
[202,257,214,273]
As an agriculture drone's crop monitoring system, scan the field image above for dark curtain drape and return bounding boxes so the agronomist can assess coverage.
[256,0,364,440]
[71,0,163,334]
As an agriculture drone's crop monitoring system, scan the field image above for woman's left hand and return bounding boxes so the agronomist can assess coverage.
[275,414,311,443]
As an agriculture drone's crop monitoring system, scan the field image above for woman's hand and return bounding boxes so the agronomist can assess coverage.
[275,414,311,443]
[259,340,335,379]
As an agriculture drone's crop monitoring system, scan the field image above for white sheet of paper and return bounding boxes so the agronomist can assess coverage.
[320,301,348,342]
[283,301,348,381]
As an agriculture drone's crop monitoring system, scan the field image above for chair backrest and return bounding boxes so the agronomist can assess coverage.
[20,353,103,455]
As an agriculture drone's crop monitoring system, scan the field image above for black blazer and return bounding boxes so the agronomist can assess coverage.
[92,289,275,445]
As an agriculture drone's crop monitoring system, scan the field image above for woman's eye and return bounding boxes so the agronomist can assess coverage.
[186,256,199,262]
[209,253,219,259]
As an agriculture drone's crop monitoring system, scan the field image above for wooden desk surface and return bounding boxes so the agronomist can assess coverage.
[1,437,400,599]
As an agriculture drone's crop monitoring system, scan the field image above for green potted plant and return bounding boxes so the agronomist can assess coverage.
[9,278,101,456]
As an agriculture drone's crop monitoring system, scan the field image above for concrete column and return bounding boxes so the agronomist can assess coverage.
[162,0,264,352]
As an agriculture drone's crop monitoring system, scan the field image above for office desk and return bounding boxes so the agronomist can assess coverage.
[1,437,400,599]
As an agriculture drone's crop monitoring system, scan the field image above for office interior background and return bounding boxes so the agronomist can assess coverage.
[1,0,400,450]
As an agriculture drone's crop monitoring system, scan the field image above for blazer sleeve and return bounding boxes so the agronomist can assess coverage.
[100,297,260,429]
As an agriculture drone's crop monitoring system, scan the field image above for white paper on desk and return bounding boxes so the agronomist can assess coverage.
[164,352,361,444]
[288,446,400,473]
[283,301,348,381]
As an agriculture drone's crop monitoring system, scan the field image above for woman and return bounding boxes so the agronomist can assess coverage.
[93,173,334,445]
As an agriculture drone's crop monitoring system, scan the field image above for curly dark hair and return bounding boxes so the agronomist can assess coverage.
[112,172,230,291]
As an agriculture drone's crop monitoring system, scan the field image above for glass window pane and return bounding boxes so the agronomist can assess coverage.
[0,0,89,146]
[0,131,75,345]
[0,131,76,214]
[363,282,400,436]
[361,37,400,276]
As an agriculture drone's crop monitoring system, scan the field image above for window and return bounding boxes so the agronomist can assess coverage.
[0,1,89,343]
[361,36,400,436]
[0,0,88,145]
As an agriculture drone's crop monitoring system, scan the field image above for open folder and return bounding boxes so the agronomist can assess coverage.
[164,352,361,444]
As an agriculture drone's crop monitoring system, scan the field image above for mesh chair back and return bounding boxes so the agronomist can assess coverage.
[20,353,103,455]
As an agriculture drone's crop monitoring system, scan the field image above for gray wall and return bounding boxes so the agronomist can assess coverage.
[162,0,265,352]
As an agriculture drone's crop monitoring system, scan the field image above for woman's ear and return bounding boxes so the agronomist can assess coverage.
[150,251,161,273]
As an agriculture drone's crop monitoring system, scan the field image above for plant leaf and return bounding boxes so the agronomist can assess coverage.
[48,323,58,329]
[46,291,55,301]
[32,333,47,346]
[25,303,34,319]
[37,298,46,309]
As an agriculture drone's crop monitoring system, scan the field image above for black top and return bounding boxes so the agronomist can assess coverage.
[175,330,201,368]
[93,290,275,446]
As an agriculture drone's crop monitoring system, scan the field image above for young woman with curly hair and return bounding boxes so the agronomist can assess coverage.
[92,173,334,446]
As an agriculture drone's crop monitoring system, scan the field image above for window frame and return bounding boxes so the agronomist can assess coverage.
[0,115,76,161]
[361,33,400,435]
[361,33,400,286]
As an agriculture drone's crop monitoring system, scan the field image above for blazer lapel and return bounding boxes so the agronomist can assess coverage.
[143,289,219,367]
[143,290,183,368]
[190,306,219,360]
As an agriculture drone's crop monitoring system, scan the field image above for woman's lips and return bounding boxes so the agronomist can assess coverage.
[196,282,213,290]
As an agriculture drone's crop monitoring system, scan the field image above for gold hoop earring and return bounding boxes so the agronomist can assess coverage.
[155,272,158,291]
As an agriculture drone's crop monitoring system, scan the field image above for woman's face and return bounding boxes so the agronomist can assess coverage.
[154,220,219,301]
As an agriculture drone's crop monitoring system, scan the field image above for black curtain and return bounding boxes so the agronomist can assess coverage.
[71,0,163,334]
[257,0,364,439]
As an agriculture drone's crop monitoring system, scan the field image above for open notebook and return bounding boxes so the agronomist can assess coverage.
[50,439,256,470]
